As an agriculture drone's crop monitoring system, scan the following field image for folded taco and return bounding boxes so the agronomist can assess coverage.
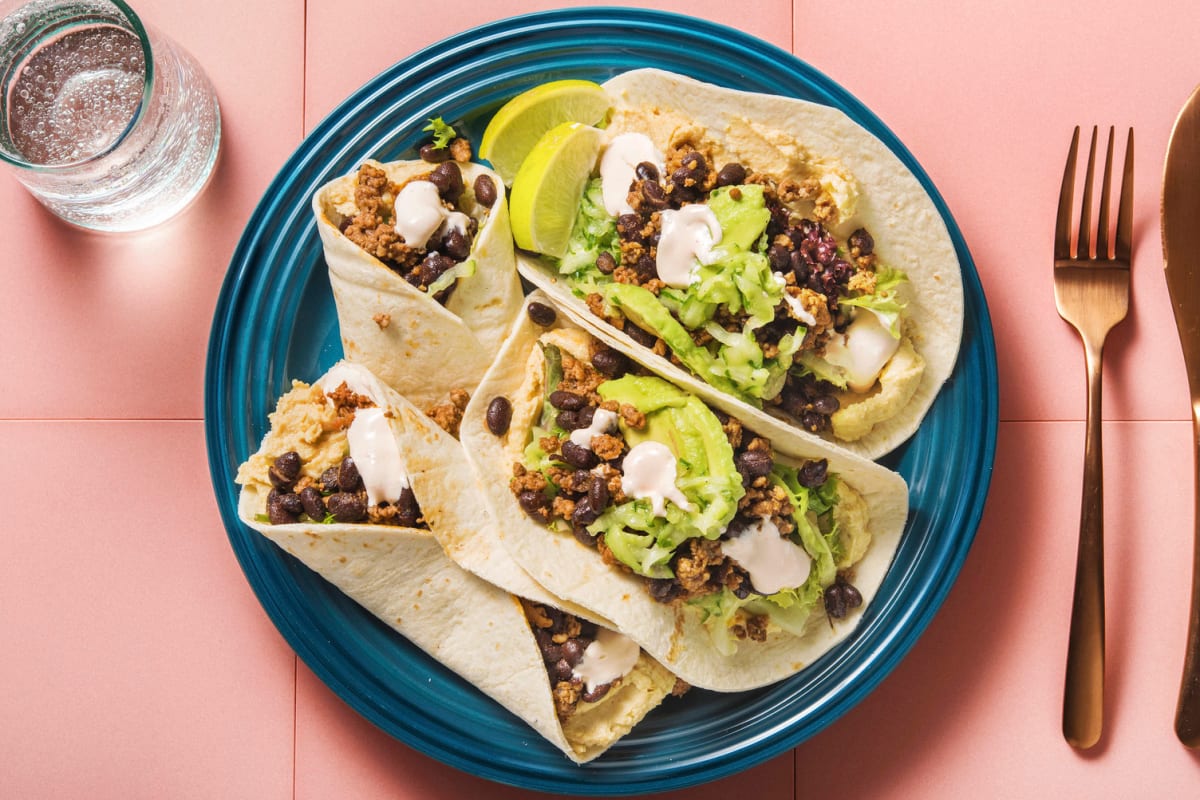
[234,360,680,762]
[460,295,908,691]
[312,126,523,410]
[510,69,962,460]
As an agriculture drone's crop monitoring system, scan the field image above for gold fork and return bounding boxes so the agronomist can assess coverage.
[1054,125,1134,750]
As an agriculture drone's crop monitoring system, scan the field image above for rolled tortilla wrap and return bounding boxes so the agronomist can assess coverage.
[313,158,523,408]
[460,293,909,692]
[515,68,963,460]
[235,360,677,762]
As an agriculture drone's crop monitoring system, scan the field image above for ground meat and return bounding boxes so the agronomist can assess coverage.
[557,352,606,402]
[738,481,795,534]
[672,678,691,697]
[553,679,582,720]
[847,269,877,295]
[732,613,769,642]
[449,137,472,163]
[510,464,548,495]
[618,403,646,430]
[424,388,470,437]
[673,538,725,596]
[590,433,624,461]
[341,164,424,269]
[720,414,744,449]
[552,495,577,520]
[585,292,607,319]
[323,382,376,431]
[372,312,391,329]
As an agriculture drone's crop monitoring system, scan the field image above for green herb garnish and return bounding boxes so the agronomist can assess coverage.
[423,117,456,149]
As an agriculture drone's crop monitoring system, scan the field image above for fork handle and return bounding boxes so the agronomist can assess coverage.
[1176,404,1200,747]
[1063,341,1106,749]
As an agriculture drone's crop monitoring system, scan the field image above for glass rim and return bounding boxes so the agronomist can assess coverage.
[0,0,155,171]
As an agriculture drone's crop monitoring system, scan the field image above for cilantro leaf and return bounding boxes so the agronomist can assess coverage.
[423,117,456,149]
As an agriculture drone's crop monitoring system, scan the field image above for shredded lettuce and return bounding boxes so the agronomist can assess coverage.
[426,257,476,296]
[838,266,908,338]
[422,117,456,149]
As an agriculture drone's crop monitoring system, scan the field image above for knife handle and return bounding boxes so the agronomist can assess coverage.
[1063,343,1106,749]
[1176,405,1200,747]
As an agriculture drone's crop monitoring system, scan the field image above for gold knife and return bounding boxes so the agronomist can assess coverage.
[1162,83,1200,748]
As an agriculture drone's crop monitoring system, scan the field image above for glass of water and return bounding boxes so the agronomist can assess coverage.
[0,0,220,231]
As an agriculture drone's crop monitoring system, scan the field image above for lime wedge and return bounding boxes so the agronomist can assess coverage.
[509,121,604,259]
[479,80,611,185]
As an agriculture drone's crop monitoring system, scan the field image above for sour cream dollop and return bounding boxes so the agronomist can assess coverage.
[391,180,469,248]
[822,311,901,393]
[620,441,692,517]
[345,407,411,507]
[599,132,663,217]
[655,205,722,288]
[569,407,620,451]
[721,517,812,595]
[572,628,641,693]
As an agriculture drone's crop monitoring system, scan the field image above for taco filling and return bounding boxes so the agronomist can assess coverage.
[327,123,499,305]
[503,329,871,655]
[539,121,924,444]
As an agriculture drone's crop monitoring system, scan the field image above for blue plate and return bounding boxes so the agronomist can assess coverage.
[205,8,997,795]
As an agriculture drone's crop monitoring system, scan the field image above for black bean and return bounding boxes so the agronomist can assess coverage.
[572,495,599,525]
[801,410,828,432]
[591,347,628,378]
[572,524,598,547]
[582,682,613,703]
[635,253,657,280]
[735,450,773,480]
[338,457,362,492]
[789,249,809,282]
[767,243,792,272]
[267,491,300,525]
[595,251,617,274]
[576,405,596,428]
[841,580,863,610]
[616,213,643,241]
[428,161,463,202]
[441,228,470,260]
[326,491,367,522]
[320,467,341,494]
[486,396,512,435]
[848,228,874,256]
[551,658,574,682]
[299,486,326,520]
[549,390,585,411]
[798,458,828,488]
[272,451,301,482]
[812,395,840,416]
[716,162,747,187]
[824,583,848,619]
[419,252,455,287]
[647,578,679,603]
[681,150,707,174]
[555,409,581,431]
[561,440,599,470]
[560,638,585,666]
[640,179,668,210]
[671,165,697,189]
[634,161,659,182]
[473,173,497,207]
[518,490,548,516]
[588,475,610,511]
[278,491,303,516]
[420,142,450,162]
[526,301,557,326]
[625,323,658,348]
[396,487,421,527]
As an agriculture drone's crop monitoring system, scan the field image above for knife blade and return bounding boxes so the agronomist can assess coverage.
[1161,82,1200,748]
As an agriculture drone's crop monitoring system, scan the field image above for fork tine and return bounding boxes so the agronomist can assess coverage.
[1115,128,1134,263]
[1096,127,1115,259]
[1055,126,1080,261]
[1077,127,1098,259]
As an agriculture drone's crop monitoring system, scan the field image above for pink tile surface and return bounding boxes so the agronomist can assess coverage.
[302,0,794,134]
[795,0,1200,425]
[0,421,295,799]
[793,421,1200,796]
[0,0,305,421]
[294,662,794,799]
[4,1,1200,798]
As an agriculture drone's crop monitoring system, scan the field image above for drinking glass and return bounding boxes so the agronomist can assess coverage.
[0,0,220,231]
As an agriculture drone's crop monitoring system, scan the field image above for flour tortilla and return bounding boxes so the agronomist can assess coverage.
[236,360,676,762]
[460,294,909,692]
[313,159,523,408]
[516,69,963,460]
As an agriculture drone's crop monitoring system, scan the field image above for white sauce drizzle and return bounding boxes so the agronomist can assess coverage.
[655,205,722,288]
[822,311,901,393]
[721,517,812,595]
[620,441,692,517]
[345,407,411,507]
[599,132,663,217]
[572,627,640,693]
[569,407,620,451]
[773,273,818,327]
[391,180,469,248]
